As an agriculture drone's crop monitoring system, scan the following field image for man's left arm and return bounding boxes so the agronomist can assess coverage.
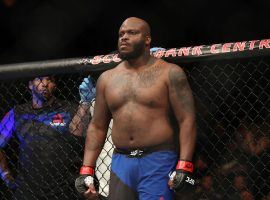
[168,64,197,192]
[69,76,96,136]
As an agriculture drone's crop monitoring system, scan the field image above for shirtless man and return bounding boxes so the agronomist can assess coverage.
[75,17,197,200]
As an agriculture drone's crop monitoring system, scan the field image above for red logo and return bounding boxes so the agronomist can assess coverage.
[50,114,66,126]
[52,114,63,123]
[159,197,165,200]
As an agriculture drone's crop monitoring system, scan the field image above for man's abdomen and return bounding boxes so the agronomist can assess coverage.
[111,112,175,148]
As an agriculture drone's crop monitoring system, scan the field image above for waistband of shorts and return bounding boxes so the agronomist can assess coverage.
[114,143,176,157]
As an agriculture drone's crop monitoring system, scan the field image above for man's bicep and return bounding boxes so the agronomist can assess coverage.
[168,66,195,121]
[91,73,112,129]
[91,98,111,128]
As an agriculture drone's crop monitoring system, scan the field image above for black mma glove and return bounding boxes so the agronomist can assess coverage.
[75,166,95,194]
[170,160,195,193]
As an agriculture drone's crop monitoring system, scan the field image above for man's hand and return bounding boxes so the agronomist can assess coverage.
[75,166,99,199]
[168,160,195,194]
[79,76,96,105]
[1,171,16,189]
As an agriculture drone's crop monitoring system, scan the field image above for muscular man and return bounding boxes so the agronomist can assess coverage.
[75,17,197,200]
[0,76,96,200]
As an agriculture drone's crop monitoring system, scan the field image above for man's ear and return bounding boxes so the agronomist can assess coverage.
[29,81,33,90]
[145,35,151,46]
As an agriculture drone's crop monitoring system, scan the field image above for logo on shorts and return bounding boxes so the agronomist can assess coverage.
[50,114,66,126]
[129,150,144,157]
[159,197,165,200]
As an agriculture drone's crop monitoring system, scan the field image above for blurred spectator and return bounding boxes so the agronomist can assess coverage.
[235,121,270,200]
[229,173,254,200]
[190,173,223,200]
[240,190,254,200]
[234,174,248,191]
[236,122,270,155]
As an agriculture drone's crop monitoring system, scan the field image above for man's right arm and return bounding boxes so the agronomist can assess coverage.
[83,72,112,167]
[0,109,15,187]
[75,72,112,197]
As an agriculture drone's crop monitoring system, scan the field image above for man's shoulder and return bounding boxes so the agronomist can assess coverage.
[98,70,112,85]
[157,58,182,70]
[154,59,184,76]
[109,62,125,73]
[98,64,123,82]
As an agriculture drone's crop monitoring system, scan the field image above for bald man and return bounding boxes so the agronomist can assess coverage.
[75,17,197,200]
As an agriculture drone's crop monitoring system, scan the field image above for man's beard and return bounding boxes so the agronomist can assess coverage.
[32,88,52,102]
[118,41,145,60]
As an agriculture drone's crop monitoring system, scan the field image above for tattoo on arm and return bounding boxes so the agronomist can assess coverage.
[169,67,195,113]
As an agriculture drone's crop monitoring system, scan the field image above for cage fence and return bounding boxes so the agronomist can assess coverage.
[0,39,269,200]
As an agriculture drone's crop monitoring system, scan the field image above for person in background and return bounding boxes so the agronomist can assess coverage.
[0,75,96,200]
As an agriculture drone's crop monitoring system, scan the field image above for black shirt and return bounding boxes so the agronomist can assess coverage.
[1,99,85,200]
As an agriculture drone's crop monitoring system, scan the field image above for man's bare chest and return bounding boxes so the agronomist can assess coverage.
[106,66,167,109]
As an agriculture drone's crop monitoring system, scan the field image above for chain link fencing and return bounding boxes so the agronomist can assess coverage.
[0,49,269,200]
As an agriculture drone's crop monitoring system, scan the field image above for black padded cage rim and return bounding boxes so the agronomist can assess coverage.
[0,38,270,80]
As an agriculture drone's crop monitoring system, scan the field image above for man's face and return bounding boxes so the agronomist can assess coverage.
[29,76,56,100]
[118,24,146,60]
[233,175,247,191]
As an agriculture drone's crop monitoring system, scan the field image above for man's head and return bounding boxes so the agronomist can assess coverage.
[29,76,56,101]
[118,17,151,60]
[233,174,247,191]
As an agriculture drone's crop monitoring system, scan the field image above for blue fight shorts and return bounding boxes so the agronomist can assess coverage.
[109,149,177,200]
